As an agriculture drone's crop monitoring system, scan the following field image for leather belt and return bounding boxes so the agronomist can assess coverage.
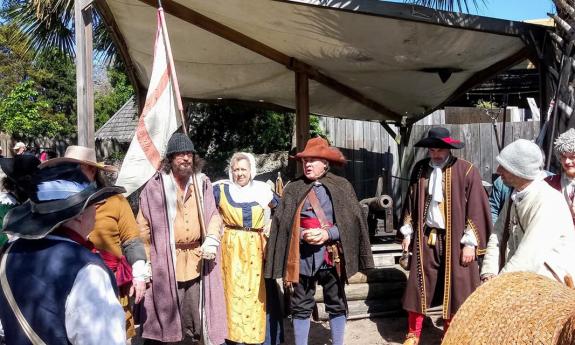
[175,241,200,250]
[227,225,263,232]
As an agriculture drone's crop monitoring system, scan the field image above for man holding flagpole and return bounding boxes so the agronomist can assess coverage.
[114,5,226,345]
[137,132,227,344]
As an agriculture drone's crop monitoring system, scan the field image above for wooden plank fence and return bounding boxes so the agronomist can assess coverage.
[320,117,540,204]
[322,117,399,201]
[406,122,540,184]
[0,132,73,158]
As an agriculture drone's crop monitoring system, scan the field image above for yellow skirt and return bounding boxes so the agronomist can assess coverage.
[221,228,266,343]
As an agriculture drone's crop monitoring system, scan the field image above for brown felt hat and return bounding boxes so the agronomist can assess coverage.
[294,137,347,165]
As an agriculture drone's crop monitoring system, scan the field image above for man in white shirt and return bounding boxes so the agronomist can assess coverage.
[482,139,575,283]
[0,163,125,345]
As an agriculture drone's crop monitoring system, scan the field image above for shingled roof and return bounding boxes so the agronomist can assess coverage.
[95,96,138,142]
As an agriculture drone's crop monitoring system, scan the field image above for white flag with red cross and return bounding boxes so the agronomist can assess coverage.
[116,8,184,195]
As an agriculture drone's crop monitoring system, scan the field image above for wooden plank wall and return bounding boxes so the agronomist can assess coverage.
[0,133,10,157]
[0,132,72,158]
[322,117,399,201]
[406,122,540,183]
[320,117,540,201]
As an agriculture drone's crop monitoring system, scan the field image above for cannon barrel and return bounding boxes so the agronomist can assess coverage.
[360,195,393,211]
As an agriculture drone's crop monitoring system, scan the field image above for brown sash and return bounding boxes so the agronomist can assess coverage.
[306,189,330,228]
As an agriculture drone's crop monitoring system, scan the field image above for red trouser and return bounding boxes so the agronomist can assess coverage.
[408,311,451,337]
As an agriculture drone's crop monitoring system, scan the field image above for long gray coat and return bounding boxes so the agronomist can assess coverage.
[264,172,374,280]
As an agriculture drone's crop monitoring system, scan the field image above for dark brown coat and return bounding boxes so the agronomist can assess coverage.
[401,157,492,319]
[264,172,374,280]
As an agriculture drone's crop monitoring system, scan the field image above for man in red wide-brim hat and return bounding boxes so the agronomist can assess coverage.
[398,127,492,345]
[264,137,374,345]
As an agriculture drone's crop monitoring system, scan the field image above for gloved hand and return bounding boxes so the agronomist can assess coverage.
[200,235,220,260]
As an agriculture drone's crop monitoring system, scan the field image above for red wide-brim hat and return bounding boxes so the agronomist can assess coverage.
[414,127,464,149]
[294,137,347,165]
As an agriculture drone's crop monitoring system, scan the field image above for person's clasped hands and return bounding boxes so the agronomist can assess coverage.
[302,227,329,245]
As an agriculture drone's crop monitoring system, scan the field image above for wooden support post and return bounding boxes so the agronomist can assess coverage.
[295,72,310,174]
[295,72,310,153]
[75,0,95,148]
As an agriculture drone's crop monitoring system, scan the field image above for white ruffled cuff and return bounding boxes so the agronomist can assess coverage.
[203,234,221,247]
[132,260,148,281]
[460,227,478,247]
[400,224,413,239]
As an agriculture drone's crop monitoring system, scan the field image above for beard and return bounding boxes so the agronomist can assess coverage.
[172,161,194,179]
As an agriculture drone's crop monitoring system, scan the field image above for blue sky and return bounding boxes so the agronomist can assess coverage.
[476,0,555,21]
[388,1,555,21]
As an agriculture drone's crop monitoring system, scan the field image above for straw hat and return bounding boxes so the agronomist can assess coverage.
[294,137,347,165]
[39,145,117,172]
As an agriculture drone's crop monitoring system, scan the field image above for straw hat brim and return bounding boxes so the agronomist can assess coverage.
[39,157,118,172]
[2,185,125,239]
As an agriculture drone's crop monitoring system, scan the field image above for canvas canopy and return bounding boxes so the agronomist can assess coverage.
[98,0,546,123]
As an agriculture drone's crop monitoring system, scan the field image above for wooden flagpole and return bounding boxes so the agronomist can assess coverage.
[158,2,188,135]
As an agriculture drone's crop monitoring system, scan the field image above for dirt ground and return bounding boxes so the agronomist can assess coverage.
[131,315,444,345]
[283,315,443,345]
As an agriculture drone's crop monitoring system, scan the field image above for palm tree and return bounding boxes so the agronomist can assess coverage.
[404,0,485,13]
[2,0,567,143]
[1,0,116,62]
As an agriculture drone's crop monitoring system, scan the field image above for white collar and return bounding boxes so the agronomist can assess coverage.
[511,179,540,203]
[214,179,273,208]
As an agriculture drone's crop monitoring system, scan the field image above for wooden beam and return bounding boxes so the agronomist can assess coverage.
[75,0,95,148]
[295,72,310,154]
[94,0,145,113]
[380,121,400,144]
[135,0,402,122]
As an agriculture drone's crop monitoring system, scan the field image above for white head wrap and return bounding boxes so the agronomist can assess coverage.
[219,152,274,208]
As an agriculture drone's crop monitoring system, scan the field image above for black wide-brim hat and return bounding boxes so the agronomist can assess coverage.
[2,164,125,239]
[0,155,40,182]
[414,127,465,149]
